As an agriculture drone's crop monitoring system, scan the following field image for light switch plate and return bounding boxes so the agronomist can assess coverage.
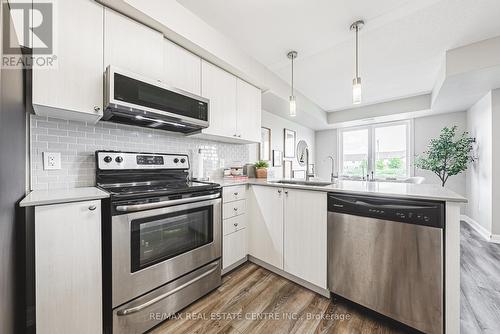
[43,152,61,170]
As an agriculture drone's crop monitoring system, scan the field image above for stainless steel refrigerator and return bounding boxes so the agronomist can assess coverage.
[0,2,28,334]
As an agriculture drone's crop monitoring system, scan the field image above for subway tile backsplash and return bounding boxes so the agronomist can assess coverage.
[30,115,250,190]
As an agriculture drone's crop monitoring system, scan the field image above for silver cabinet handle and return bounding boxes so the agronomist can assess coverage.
[94,106,100,112]
[116,193,220,212]
[233,192,239,196]
[278,189,282,194]
[234,222,239,227]
[116,262,219,316]
[233,207,238,211]
[88,205,97,211]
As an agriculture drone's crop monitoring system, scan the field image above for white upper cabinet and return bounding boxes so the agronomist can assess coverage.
[32,0,104,123]
[163,39,201,95]
[247,185,284,269]
[283,189,327,289]
[104,8,163,80]
[199,60,261,143]
[200,60,238,138]
[237,79,262,143]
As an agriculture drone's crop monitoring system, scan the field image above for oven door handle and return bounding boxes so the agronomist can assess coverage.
[115,193,220,212]
[116,262,219,316]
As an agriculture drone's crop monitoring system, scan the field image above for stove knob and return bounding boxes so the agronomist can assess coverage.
[180,158,186,164]
[115,156,123,163]
[174,158,179,163]
[103,156,112,163]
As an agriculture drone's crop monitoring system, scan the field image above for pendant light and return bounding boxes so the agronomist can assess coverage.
[287,50,298,117]
[350,20,364,105]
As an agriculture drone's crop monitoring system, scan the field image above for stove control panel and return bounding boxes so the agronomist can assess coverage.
[96,151,189,170]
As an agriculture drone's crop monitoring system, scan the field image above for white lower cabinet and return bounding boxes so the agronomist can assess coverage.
[222,185,248,270]
[223,228,247,270]
[283,189,327,289]
[35,200,102,334]
[247,185,327,289]
[247,185,284,269]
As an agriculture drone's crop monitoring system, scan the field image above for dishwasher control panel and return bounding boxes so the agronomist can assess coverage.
[328,193,444,228]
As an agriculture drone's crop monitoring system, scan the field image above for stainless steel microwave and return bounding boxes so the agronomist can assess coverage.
[103,66,209,134]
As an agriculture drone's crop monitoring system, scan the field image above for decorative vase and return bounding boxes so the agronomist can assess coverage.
[256,168,268,179]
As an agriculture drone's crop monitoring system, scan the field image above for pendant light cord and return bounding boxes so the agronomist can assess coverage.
[291,56,294,96]
[355,25,359,78]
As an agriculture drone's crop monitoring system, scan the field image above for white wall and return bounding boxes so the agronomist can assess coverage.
[256,110,316,179]
[493,89,500,235]
[413,111,467,198]
[466,92,493,233]
[315,129,337,181]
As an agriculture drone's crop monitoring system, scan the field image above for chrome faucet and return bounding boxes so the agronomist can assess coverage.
[305,148,314,181]
[327,155,335,182]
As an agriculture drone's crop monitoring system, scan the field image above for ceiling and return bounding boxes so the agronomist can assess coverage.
[177,0,500,112]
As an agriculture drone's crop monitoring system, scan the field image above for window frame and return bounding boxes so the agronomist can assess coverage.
[337,120,413,179]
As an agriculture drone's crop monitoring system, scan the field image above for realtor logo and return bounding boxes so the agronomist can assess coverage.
[2,1,57,68]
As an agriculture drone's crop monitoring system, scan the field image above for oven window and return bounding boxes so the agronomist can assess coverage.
[130,206,213,272]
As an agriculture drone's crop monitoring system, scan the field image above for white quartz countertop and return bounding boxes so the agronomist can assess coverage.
[20,187,110,207]
[213,178,467,203]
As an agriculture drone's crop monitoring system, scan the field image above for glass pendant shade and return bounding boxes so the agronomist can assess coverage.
[289,95,297,117]
[352,77,362,105]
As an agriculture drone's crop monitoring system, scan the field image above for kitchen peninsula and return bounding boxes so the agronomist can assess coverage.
[218,178,464,334]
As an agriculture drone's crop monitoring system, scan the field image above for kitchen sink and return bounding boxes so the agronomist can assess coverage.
[272,180,333,187]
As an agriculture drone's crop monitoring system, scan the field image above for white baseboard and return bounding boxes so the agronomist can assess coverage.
[490,234,500,244]
[461,215,500,244]
[248,255,330,298]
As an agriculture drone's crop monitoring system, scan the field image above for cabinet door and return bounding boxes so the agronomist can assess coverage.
[201,60,237,138]
[236,79,261,143]
[163,39,201,95]
[247,186,284,269]
[32,0,103,123]
[35,200,102,334]
[223,228,247,270]
[284,189,327,288]
[104,8,163,80]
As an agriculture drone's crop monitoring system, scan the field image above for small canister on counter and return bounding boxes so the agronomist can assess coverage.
[243,164,256,178]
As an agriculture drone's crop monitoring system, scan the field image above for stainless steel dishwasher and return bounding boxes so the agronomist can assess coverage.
[327,193,444,334]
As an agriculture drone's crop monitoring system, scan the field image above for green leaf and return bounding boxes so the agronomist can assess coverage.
[414,126,475,186]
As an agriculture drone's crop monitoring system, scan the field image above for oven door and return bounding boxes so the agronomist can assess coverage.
[112,197,221,308]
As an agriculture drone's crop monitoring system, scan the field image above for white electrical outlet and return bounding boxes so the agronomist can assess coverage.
[43,152,61,170]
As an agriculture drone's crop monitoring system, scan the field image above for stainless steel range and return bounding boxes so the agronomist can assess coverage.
[96,151,222,334]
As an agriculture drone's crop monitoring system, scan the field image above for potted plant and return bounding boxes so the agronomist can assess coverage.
[254,160,270,179]
[415,126,475,187]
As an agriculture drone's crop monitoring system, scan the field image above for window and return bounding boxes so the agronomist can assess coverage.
[338,121,411,179]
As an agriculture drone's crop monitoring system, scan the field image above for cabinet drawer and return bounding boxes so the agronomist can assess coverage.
[223,185,246,203]
[223,200,246,219]
[223,228,247,270]
[223,214,246,236]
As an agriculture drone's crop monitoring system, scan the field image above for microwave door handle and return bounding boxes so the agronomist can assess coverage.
[116,262,219,316]
[115,193,220,212]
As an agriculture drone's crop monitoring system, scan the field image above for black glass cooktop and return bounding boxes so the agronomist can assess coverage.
[99,181,220,199]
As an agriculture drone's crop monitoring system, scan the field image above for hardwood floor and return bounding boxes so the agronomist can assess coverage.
[151,221,500,334]
[460,221,500,334]
[151,263,412,334]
